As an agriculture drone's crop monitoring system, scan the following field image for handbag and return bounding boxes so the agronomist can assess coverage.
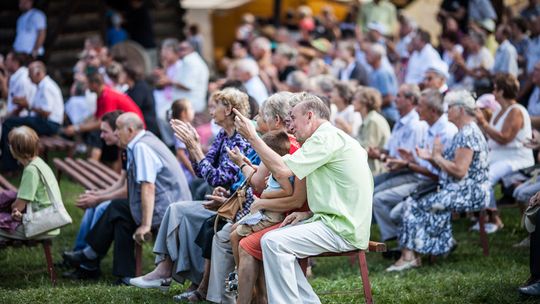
[214,169,256,232]
[22,164,72,238]
[524,204,539,233]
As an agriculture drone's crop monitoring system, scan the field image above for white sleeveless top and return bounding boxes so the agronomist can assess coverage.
[488,103,534,170]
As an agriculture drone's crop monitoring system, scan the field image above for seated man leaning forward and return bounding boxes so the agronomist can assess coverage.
[62,112,191,284]
[233,92,373,303]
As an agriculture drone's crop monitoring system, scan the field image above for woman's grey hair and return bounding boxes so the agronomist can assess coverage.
[420,89,445,115]
[311,74,335,94]
[261,92,294,123]
[444,90,476,116]
[275,43,297,61]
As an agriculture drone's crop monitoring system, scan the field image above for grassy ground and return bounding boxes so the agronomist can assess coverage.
[0,175,536,303]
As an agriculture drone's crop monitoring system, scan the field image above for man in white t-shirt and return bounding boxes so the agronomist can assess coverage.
[1,61,63,171]
[4,51,36,117]
[13,0,47,57]
[174,41,209,113]
[405,29,444,85]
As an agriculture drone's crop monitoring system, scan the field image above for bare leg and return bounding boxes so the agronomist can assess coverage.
[230,230,242,267]
[253,263,267,304]
[188,259,210,301]
[394,248,419,265]
[89,147,102,161]
[142,255,173,280]
[237,247,260,304]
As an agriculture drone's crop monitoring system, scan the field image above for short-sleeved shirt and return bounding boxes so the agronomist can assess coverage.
[385,109,428,159]
[282,122,373,249]
[13,8,46,55]
[369,64,398,97]
[17,157,61,236]
[31,76,64,124]
[127,130,163,184]
[492,40,518,77]
[95,86,145,124]
[417,114,458,177]
[7,66,36,115]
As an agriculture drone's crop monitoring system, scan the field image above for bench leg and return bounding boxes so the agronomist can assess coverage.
[349,255,356,266]
[135,244,143,277]
[357,251,373,304]
[42,241,57,286]
[478,210,489,256]
[299,258,308,276]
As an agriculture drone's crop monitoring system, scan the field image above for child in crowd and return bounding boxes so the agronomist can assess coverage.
[229,130,293,267]
[0,126,63,240]
[169,99,196,183]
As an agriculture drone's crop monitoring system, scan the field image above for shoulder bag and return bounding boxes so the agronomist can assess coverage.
[23,164,72,238]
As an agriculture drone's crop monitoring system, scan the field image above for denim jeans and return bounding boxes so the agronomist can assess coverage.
[73,200,112,251]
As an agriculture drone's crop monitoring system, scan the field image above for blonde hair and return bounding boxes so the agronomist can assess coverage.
[355,87,382,112]
[8,126,40,161]
[210,88,250,118]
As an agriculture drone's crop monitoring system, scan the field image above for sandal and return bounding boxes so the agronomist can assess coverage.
[173,290,205,303]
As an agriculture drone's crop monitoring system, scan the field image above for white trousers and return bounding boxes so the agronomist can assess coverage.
[261,221,357,304]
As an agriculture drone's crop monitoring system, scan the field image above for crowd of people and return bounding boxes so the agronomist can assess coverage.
[1,0,540,301]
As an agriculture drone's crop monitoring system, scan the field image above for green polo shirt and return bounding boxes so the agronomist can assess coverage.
[282,122,373,249]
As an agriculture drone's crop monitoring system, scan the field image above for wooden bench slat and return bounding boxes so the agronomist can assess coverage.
[65,158,110,190]
[75,159,117,187]
[87,159,121,180]
[53,158,100,190]
[0,175,17,192]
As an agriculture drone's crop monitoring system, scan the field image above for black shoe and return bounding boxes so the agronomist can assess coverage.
[62,250,97,268]
[62,267,101,280]
[113,277,132,286]
[382,249,401,260]
[519,281,540,296]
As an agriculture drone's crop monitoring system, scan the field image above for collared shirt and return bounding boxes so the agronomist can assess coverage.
[13,8,46,55]
[127,130,163,184]
[405,44,443,84]
[369,64,398,97]
[417,114,458,176]
[493,40,518,77]
[283,122,373,249]
[396,32,414,59]
[31,76,64,124]
[175,52,209,113]
[385,109,428,159]
[7,66,36,115]
[244,76,269,105]
[528,87,540,116]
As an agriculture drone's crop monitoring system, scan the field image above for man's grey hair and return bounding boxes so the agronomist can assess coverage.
[275,43,297,61]
[161,38,180,52]
[310,74,335,94]
[252,37,271,51]
[421,89,445,114]
[369,43,386,59]
[445,90,477,116]
[291,92,331,120]
[400,83,421,105]
[118,112,144,131]
[285,71,307,90]
[235,58,259,77]
[262,92,294,123]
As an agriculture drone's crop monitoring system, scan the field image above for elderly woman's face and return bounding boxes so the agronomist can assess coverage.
[210,99,231,127]
[446,104,460,124]
[256,108,270,133]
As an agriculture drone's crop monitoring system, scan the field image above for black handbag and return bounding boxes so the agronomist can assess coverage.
[409,182,439,200]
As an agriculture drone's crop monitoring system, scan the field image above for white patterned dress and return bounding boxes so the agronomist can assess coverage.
[399,122,490,255]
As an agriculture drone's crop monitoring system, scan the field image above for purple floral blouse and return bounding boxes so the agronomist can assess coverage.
[192,129,253,189]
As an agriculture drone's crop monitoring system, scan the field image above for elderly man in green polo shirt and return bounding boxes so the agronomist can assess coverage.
[233,92,373,303]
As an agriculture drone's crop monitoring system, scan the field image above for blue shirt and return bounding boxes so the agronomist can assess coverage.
[385,109,428,159]
[127,130,163,184]
[369,64,398,97]
[492,40,518,77]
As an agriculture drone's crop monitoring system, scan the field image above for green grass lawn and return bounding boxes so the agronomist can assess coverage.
[0,176,536,303]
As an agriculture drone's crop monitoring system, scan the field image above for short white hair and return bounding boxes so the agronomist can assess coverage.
[235,58,259,77]
[369,43,386,59]
[445,90,476,115]
[252,37,271,51]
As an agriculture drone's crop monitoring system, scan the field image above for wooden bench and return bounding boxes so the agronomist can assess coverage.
[300,241,387,304]
[40,136,76,161]
[0,175,57,286]
[53,158,120,190]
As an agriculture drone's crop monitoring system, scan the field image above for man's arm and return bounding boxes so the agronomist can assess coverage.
[233,109,293,180]
[32,29,46,57]
[252,177,306,212]
[134,182,155,243]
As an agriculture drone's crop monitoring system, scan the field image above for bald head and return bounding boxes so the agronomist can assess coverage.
[116,112,145,148]
[117,112,144,130]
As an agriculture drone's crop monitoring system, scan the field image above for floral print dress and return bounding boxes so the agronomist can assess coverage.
[399,122,490,255]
